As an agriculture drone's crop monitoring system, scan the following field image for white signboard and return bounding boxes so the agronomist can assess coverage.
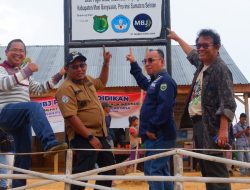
[71,0,163,41]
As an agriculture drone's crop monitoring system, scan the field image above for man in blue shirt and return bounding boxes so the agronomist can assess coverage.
[126,48,177,190]
[233,113,250,176]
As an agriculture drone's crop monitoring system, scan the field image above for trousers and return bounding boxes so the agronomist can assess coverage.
[0,154,7,188]
[70,135,116,190]
[236,145,250,175]
[192,117,231,190]
[144,135,175,190]
[0,102,59,187]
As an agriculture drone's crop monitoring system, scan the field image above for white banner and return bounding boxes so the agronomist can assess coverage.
[98,92,144,129]
[71,0,162,40]
[32,98,64,134]
[31,92,144,133]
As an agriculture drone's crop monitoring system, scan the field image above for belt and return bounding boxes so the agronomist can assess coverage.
[190,115,202,123]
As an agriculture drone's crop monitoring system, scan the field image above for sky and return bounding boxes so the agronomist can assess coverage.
[0,0,250,121]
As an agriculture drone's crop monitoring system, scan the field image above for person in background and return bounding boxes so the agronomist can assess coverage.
[168,28,236,190]
[128,115,140,161]
[102,102,115,148]
[233,113,250,176]
[113,128,126,148]
[0,129,11,190]
[126,48,177,190]
[0,39,68,188]
[0,130,14,190]
[224,124,234,176]
[0,155,7,190]
[56,48,116,190]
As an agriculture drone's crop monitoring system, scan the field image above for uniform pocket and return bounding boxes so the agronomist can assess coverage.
[75,93,90,109]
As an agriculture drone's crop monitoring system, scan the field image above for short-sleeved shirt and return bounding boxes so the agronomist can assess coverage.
[233,122,249,147]
[56,76,107,141]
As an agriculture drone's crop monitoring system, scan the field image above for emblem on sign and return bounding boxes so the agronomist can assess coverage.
[111,14,130,33]
[133,13,152,32]
[93,15,109,33]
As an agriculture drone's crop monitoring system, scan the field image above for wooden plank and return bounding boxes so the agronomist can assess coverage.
[53,154,59,174]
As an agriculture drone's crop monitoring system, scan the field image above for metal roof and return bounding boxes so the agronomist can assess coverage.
[0,45,248,87]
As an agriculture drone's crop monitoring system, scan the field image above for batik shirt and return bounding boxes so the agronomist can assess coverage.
[180,49,236,149]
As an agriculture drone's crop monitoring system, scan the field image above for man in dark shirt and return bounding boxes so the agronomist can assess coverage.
[168,28,236,190]
[126,48,177,190]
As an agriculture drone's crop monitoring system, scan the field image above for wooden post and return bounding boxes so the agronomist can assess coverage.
[173,154,184,190]
[244,93,249,125]
[133,140,139,173]
[64,149,73,190]
[53,153,59,174]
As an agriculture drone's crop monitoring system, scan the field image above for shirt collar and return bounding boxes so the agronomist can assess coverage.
[153,69,167,78]
[2,60,19,70]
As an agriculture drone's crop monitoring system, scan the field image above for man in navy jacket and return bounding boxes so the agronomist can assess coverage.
[126,48,177,190]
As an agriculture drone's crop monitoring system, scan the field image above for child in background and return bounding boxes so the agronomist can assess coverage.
[128,116,140,161]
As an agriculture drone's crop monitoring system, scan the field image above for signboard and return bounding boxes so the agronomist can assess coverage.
[64,0,171,73]
[71,0,162,41]
[71,0,163,41]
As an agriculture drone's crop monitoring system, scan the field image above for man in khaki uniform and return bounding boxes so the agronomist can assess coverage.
[56,48,116,190]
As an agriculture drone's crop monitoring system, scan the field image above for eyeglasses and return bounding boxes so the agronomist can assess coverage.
[69,62,87,70]
[9,48,25,53]
[142,58,161,65]
[196,43,214,50]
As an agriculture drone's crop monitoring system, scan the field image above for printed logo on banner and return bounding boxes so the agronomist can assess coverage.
[111,15,130,33]
[133,13,152,32]
[93,15,109,33]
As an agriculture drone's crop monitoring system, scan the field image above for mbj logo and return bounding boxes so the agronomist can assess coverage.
[111,15,130,33]
[133,13,152,32]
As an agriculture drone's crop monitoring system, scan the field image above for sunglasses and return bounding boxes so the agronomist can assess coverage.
[196,43,214,50]
[9,48,25,53]
[142,58,161,65]
[69,62,87,70]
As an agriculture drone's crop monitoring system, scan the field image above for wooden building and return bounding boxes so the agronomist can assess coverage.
[1,45,249,170]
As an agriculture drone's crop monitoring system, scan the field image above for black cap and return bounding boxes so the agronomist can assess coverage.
[65,51,87,66]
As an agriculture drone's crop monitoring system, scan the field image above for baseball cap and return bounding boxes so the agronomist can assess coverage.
[65,51,87,66]
[102,102,112,108]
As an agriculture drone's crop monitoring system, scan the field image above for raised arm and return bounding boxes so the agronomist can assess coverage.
[29,65,64,95]
[167,28,193,55]
[98,46,111,86]
[0,61,37,91]
[126,48,150,90]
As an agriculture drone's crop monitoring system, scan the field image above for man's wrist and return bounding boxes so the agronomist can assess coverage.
[103,61,109,66]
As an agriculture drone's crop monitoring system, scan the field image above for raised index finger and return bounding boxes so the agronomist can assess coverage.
[103,45,106,54]
[129,47,133,55]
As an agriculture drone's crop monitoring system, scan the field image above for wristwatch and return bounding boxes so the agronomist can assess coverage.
[87,134,94,141]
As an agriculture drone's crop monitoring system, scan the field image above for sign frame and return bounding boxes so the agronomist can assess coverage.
[64,0,170,48]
